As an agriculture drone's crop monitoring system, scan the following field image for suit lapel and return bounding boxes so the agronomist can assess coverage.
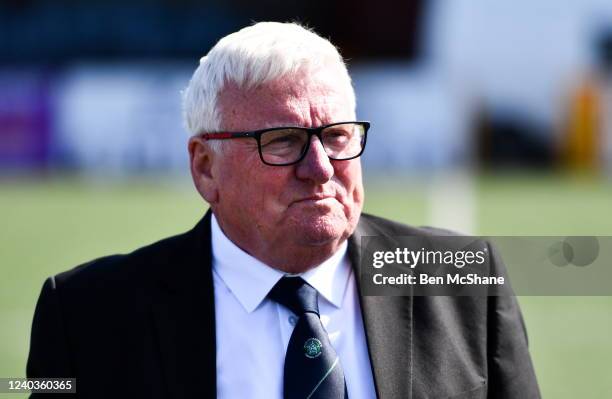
[349,217,414,399]
[152,212,216,399]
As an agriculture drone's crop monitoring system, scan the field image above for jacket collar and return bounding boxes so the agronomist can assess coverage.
[152,211,216,398]
[348,215,414,399]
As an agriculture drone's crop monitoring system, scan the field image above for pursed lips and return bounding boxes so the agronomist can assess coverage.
[291,194,338,205]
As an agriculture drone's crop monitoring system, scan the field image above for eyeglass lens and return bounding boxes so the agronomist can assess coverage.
[259,123,366,165]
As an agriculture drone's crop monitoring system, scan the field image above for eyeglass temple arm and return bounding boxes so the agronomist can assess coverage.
[200,133,232,140]
[200,132,257,140]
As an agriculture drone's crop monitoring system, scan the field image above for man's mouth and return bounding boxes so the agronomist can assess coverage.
[292,195,337,205]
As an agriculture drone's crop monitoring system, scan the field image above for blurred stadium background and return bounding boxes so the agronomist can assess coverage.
[1,0,612,398]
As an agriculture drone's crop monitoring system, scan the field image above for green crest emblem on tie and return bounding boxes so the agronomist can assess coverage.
[303,338,323,358]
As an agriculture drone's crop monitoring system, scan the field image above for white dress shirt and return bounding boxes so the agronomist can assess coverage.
[211,215,377,399]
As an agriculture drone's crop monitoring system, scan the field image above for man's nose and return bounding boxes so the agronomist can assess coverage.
[295,135,334,183]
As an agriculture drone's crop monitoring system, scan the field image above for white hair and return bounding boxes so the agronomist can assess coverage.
[182,21,356,151]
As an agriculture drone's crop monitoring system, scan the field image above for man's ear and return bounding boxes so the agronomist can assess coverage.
[188,136,219,205]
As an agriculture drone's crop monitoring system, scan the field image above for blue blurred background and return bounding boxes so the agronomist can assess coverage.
[3,0,612,176]
[1,1,612,397]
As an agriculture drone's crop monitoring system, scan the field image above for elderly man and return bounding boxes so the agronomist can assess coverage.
[27,22,540,398]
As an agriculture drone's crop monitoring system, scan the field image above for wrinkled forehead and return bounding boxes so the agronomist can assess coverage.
[217,66,355,131]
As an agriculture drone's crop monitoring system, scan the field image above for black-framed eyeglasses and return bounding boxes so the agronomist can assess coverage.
[200,121,370,166]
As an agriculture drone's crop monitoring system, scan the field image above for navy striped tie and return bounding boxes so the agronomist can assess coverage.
[268,276,348,399]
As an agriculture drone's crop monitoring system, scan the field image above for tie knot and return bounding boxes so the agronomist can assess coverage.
[268,276,320,316]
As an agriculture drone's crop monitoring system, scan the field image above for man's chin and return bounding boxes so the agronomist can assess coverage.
[289,213,348,246]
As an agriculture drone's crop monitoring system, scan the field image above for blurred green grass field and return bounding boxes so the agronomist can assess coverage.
[1,173,611,398]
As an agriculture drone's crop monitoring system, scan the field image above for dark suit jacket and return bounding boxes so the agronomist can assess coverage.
[27,212,540,398]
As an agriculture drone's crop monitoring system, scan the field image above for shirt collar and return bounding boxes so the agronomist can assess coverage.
[211,214,350,313]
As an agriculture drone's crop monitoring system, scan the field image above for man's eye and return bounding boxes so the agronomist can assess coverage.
[262,132,303,147]
[324,130,350,142]
[271,136,299,145]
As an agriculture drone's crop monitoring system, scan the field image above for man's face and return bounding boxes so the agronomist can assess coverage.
[195,65,364,270]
